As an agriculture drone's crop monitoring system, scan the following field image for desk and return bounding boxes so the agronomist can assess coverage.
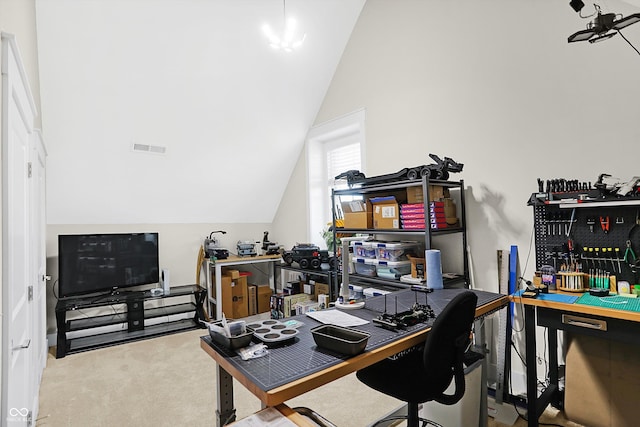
[205,255,282,319]
[513,293,640,427]
[201,288,508,426]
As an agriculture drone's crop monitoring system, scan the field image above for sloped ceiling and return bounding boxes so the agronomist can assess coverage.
[36,0,365,224]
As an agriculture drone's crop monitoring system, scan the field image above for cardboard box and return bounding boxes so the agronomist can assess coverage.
[407,255,426,279]
[256,284,273,314]
[444,198,457,225]
[293,299,320,315]
[221,268,240,279]
[247,284,257,316]
[303,283,314,295]
[284,293,310,317]
[406,185,450,203]
[220,275,248,319]
[231,276,248,319]
[564,333,640,427]
[314,282,331,301]
[371,196,400,229]
[341,200,372,229]
[219,275,233,318]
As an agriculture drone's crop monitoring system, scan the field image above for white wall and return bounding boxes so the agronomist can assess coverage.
[272,0,640,395]
[36,0,365,226]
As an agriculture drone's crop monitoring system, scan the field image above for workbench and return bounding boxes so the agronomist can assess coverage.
[512,291,640,427]
[201,288,508,426]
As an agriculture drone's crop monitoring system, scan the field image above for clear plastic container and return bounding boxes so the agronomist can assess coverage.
[351,241,377,259]
[375,242,418,261]
[375,260,412,279]
[352,257,377,276]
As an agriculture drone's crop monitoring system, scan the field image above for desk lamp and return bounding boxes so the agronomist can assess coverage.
[335,236,367,309]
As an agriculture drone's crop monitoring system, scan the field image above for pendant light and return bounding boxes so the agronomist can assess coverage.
[262,0,306,52]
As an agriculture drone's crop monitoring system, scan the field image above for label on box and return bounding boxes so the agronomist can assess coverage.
[403,224,425,229]
[349,201,365,212]
[381,206,396,218]
[401,212,425,220]
[401,207,424,215]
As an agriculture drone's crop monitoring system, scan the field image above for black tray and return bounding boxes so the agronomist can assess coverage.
[311,324,370,355]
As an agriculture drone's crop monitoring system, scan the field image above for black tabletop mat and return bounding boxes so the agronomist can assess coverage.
[201,288,504,391]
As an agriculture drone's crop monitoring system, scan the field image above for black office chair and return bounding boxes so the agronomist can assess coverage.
[356,291,478,427]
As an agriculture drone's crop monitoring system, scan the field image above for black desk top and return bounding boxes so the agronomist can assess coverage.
[201,288,505,391]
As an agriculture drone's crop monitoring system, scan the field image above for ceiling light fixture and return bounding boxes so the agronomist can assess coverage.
[262,0,306,52]
[568,3,640,55]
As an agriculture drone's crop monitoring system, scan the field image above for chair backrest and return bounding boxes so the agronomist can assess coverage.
[422,290,478,405]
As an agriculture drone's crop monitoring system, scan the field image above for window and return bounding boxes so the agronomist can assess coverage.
[306,109,365,248]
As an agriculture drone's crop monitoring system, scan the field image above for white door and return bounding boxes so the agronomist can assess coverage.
[29,130,47,419]
[2,33,40,427]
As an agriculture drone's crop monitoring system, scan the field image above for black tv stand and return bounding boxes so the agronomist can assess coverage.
[55,284,206,358]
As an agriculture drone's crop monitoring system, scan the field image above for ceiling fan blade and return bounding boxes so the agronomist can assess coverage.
[612,13,640,30]
[568,28,597,43]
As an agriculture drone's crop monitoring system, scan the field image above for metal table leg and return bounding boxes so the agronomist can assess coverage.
[216,364,236,426]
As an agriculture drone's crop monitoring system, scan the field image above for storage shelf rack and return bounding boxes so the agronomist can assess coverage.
[331,176,469,293]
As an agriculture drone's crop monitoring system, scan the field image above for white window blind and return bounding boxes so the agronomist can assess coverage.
[327,143,361,189]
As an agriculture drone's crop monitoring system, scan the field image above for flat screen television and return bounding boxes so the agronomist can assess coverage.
[58,232,159,299]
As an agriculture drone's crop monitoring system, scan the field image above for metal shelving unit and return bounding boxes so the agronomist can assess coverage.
[331,176,469,292]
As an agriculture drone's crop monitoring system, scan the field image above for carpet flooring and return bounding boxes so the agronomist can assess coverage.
[36,329,582,426]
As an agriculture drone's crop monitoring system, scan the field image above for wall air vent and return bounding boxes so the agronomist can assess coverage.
[132,143,167,155]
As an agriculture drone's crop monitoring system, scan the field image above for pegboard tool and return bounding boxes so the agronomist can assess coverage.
[600,216,610,233]
[625,240,637,265]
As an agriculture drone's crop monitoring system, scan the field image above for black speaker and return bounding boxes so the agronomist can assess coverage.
[126,294,145,331]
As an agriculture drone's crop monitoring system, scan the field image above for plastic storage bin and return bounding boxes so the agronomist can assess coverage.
[363,287,392,298]
[419,351,484,426]
[375,260,411,279]
[375,242,418,261]
[351,241,377,259]
[353,257,377,277]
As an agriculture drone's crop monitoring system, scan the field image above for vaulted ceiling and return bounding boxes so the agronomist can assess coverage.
[36,0,365,224]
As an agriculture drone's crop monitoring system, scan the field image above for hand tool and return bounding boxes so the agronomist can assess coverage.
[582,246,590,270]
[587,216,596,232]
[615,247,622,273]
[606,248,615,272]
[566,208,576,237]
[625,240,637,265]
[600,216,610,234]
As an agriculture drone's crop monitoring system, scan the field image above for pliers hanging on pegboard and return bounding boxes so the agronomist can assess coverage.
[600,216,610,234]
[624,240,637,272]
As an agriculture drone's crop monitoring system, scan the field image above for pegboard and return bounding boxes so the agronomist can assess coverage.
[532,200,640,286]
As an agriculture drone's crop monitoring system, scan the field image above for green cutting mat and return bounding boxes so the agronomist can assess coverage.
[576,293,640,313]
